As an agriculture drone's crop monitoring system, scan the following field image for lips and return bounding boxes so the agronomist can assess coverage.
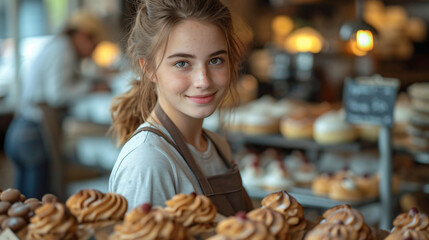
[187,92,217,104]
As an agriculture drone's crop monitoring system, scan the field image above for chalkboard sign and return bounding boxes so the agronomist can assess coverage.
[343,76,399,127]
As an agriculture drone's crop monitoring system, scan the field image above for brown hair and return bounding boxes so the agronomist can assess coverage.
[110,0,243,145]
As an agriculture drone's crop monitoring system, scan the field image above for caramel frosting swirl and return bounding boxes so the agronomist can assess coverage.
[247,207,290,240]
[215,215,275,240]
[261,191,306,232]
[66,189,127,223]
[305,221,359,240]
[112,204,189,240]
[392,208,429,232]
[27,203,77,240]
[322,205,373,240]
[386,229,429,240]
[165,193,217,235]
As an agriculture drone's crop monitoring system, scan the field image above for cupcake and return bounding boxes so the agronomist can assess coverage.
[164,192,217,236]
[261,191,306,233]
[392,207,429,232]
[66,189,127,229]
[292,152,318,187]
[305,220,359,240]
[240,155,265,189]
[247,207,290,240]
[27,203,77,240]
[207,212,275,240]
[111,203,189,240]
[322,204,373,240]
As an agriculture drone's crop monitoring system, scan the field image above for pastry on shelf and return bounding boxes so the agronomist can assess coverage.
[355,124,379,142]
[312,172,335,196]
[322,204,373,240]
[65,189,128,229]
[247,207,290,240]
[261,191,307,233]
[111,203,189,240]
[313,110,357,145]
[207,212,275,240]
[355,173,379,199]
[394,93,412,137]
[304,220,359,240]
[329,176,363,202]
[263,159,294,191]
[280,113,315,140]
[27,202,77,240]
[240,154,265,189]
[291,152,317,187]
[164,192,217,236]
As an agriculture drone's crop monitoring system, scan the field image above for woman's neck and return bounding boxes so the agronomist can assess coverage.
[148,105,207,152]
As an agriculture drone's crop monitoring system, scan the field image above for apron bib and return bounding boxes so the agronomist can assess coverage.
[132,104,253,216]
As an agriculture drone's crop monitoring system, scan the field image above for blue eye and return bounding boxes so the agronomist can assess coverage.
[209,58,223,65]
[175,61,189,68]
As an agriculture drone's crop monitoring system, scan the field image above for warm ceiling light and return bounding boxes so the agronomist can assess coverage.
[92,41,120,67]
[272,15,294,37]
[356,30,374,52]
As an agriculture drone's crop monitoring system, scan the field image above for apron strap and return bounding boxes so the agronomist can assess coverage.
[155,104,215,196]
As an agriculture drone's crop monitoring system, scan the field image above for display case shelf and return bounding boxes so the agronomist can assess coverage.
[245,186,379,209]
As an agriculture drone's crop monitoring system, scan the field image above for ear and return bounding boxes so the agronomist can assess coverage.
[139,58,158,83]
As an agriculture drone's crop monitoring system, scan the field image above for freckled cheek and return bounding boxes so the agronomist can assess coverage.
[163,75,190,95]
[211,68,231,88]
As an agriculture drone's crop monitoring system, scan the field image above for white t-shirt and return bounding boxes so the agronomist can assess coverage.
[19,35,91,122]
[108,122,233,210]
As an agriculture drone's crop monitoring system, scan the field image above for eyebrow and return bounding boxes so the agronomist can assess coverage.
[167,50,227,59]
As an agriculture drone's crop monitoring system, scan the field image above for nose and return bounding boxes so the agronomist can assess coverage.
[194,65,210,89]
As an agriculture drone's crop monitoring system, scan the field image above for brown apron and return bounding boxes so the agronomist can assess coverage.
[132,104,253,216]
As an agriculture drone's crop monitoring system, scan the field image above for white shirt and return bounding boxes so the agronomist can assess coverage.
[19,35,91,122]
[109,122,233,210]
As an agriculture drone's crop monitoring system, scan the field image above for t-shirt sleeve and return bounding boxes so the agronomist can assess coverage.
[109,143,178,210]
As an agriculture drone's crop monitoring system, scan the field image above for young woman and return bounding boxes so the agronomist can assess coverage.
[108,0,253,215]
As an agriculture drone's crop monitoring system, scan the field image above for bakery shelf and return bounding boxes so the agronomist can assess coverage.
[227,132,377,152]
[245,186,379,209]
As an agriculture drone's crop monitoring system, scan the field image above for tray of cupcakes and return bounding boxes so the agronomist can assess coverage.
[1,186,428,240]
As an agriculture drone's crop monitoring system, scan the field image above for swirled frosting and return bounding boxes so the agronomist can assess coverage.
[27,203,77,240]
[261,191,306,232]
[65,189,127,223]
[305,221,359,240]
[392,208,429,232]
[386,228,429,240]
[247,207,290,240]
[165,193,217,235]
[112,204,189,240]
[322,205,372,240]
[214,214,275,240]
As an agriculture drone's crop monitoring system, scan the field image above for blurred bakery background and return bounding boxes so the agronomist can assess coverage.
[1,0,429,230]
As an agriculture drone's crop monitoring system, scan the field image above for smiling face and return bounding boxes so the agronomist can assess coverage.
[151,19,230,124]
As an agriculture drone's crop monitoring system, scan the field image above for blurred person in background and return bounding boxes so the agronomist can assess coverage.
[4,11,107,199]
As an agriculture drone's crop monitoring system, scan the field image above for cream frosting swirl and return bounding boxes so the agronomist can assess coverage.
[322,205,372,240]
[66,189,127,223]
[214,214,275,240]
[247,207,290,240]
[261,191,306,232]
[112,204,189,240]
[305,221,359,240]
[165,193,217,235]
[27,203,77,240]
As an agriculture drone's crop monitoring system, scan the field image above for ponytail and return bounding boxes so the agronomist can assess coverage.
[110,78,156,145]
